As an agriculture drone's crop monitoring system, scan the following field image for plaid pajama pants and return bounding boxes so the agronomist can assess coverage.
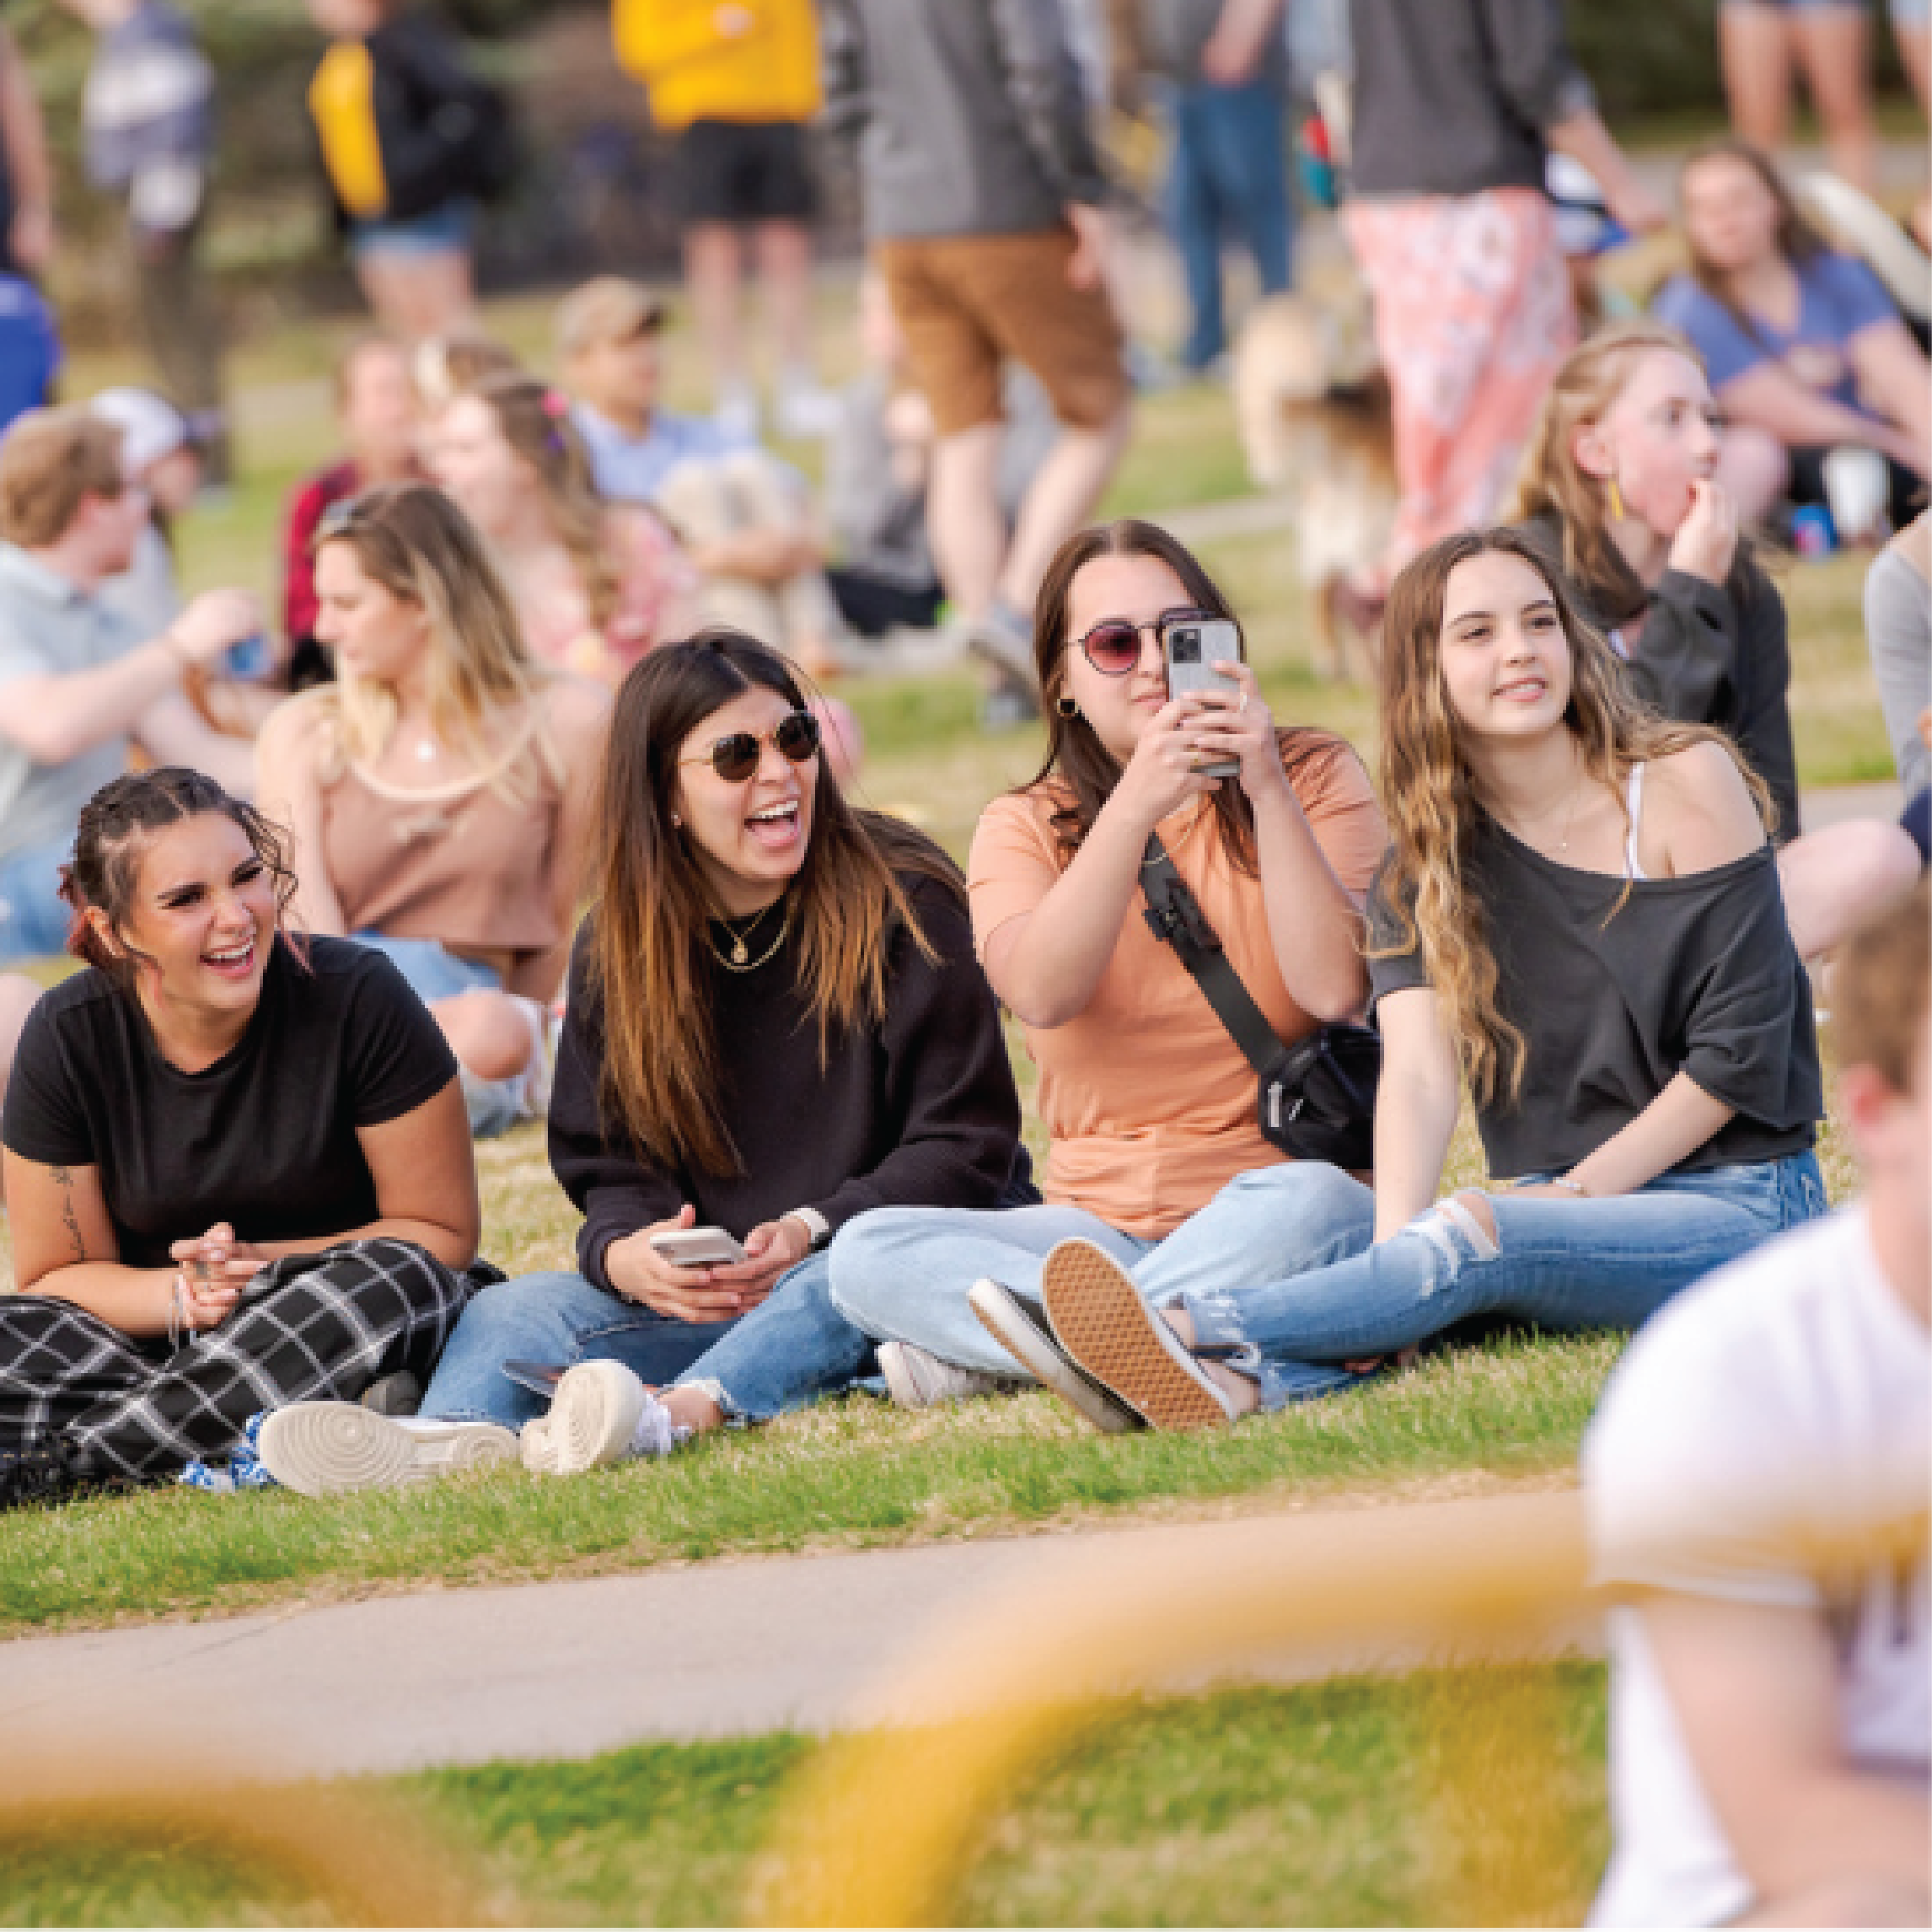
[0,1238,497,1481]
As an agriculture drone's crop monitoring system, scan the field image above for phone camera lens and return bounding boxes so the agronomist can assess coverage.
[1168,628,1201,663]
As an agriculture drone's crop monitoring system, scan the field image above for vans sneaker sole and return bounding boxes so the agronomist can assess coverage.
[256,1404,515,1496]
[1040,1240,1234,1432]
[529,1360,647,1475]
[967,1278,1141,1435]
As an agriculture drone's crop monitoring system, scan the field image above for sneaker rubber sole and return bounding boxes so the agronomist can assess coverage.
[527,1360,647,1475]
[255,1404,516,1496]
[967,1278,1141,1435]
[1039,1239,1235,1433]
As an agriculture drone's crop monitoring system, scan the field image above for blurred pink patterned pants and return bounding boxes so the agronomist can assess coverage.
[1344,187,1577,580]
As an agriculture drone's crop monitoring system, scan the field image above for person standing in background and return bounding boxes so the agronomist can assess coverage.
[1342,0,1663,604]
[63,0,229,486]
[612,0,832,440]
[305,0,507,343]
[819,0,1132,723]
[0,23,56,282]
[1139,0,1294,377]
[1718,0,1882,196]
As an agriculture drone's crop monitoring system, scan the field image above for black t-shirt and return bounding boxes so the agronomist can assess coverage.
[3,936,458,1268]
[1366,819,1822,1182]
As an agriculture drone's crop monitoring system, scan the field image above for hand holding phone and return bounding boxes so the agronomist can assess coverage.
[1163,618,1242,778]
[605,1207,759,1323]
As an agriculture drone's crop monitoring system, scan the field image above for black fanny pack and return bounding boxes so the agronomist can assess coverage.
[1141,834,1380,1171]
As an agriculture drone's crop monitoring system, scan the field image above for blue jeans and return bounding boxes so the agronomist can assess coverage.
[1164,78,1294,369]
[1183,1151,1828,1410]
[0,837,74,964]
[420,1252,877,1429]
[349,198,477,260]
[349,931,528,1140]
[829,1162,1374,1402]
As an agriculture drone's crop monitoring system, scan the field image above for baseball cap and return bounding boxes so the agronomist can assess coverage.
[555,278,668,357]
[89,386,191,479]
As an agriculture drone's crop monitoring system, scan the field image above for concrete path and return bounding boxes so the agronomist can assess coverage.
[0,1487,1591,1780]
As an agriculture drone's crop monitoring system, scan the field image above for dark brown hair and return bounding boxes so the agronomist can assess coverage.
[1833,877,1929,1095]
[588,630,958,1175]
[1028,518,1328,872]
[60,768,303,995]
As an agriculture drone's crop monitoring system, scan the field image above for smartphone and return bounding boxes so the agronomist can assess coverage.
[1163,617,1242,778]
[502,1359,566,1397]
[650,1226,749,1269]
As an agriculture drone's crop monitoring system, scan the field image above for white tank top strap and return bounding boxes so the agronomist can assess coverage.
[1624,761,1650,882]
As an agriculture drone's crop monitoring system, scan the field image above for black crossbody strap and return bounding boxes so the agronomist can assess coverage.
[1140,834,1286,1078]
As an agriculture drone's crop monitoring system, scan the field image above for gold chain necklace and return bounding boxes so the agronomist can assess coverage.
[708,902,792,973]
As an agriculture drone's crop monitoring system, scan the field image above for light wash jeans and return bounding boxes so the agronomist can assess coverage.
[349,931,529,1140]
[829,1162,1375,1402]
[1183,1151,1828,1410]
[0,836,74,964]
[420,1251,876,1430]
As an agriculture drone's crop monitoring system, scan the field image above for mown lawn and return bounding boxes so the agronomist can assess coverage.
[0,292,1876,1638]
[0,1664,1611,1927]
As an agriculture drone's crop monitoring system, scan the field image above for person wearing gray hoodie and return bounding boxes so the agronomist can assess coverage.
[820,0,1131,716]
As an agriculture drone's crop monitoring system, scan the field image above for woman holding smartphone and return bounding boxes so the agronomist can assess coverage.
[827,518,1389,1426]
[0,766,486,1510]
[256,630,1026,1491]
[1022,529,1826,1432]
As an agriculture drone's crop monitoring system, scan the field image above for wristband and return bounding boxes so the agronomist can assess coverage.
[1548,1175,1589,1197]
[783,1206,831,1252]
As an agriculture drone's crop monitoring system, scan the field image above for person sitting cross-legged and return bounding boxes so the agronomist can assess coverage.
[1011,527,1828,1432]
[254,630,1028,1494]
[828,518,1389,1428]
[1586,878,1928,1929]
[0,767,491,1511]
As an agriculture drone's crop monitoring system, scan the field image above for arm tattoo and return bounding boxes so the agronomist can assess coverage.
[48,1165,84,1261]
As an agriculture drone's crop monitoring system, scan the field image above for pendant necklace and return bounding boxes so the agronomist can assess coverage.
[713,897,785,969]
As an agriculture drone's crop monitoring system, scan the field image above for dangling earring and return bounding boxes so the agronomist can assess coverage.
[1055,695,1079,718]
[670,813,683,828]
[1606,475,1627,522]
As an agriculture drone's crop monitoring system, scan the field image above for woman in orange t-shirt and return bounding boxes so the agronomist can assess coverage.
[828,518,1389,1427]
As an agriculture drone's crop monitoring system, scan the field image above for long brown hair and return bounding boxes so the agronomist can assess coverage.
[1373,528,1770,1107]
[1679,139,1828,351]
[471,373,621,635]
[1509,319,1713,621]
[588,631,958,1175]
[1028,518,1328,871]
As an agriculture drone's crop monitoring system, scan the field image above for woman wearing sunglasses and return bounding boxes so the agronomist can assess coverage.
[826,518,1390,1424]
[255,483,611,1139]
[255,630,1028,1491]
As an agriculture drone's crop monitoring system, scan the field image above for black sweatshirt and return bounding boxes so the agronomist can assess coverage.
[549,872,1028,1293]
[1522,515,1802,844]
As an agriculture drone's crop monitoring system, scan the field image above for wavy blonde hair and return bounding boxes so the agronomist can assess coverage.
[310,481,555,793]
[1508,319,1709,617]
[1373,528,1769,1107]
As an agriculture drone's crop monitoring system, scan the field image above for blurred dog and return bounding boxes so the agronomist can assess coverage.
[1231,281,1395,683]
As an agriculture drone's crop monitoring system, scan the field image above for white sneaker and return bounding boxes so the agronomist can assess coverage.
[967,1278,1142,1435]
[255,1403,517,1496]
[876,1339,1007,1409]
[523,1360,684,1475]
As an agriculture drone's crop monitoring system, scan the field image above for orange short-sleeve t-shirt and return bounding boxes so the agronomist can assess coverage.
[968,734,1388,1238]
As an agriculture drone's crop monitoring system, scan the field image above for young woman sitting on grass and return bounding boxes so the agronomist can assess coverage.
[1512,319,1919,956]
[0,767,487,1511]
[255,631,1028,1494]
[255,483,610,1139]
[827,518,1390,1430]
[1011,528,1829,1433]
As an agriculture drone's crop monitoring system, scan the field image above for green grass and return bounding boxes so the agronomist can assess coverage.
[0,1665,1611,1927]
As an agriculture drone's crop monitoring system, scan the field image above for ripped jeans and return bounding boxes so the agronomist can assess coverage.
[1180,1151,1827,1412]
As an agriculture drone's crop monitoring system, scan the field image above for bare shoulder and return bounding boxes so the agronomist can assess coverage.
[255,688,332,770]
[542,672,614,749]
[1646,739,1768,874]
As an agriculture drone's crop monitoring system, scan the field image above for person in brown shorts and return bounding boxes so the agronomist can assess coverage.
[824,0,1132,719]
